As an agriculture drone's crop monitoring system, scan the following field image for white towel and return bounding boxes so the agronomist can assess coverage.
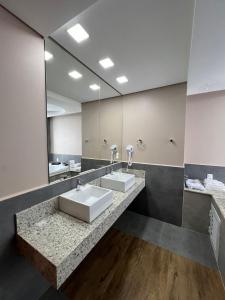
[186,179,205,191]
[204,179,225,191]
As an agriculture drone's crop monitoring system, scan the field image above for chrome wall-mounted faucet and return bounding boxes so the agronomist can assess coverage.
[107,165,113,175]
[76,178,82,191]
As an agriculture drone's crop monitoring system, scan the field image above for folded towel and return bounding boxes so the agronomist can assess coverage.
[204,179,225,191]
[186,179,205,191]
[70,166,81,172]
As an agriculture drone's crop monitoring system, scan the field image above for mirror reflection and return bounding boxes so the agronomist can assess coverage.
[45,38,121,183]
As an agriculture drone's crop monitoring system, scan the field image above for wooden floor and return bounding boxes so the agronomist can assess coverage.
[62,229,225,300]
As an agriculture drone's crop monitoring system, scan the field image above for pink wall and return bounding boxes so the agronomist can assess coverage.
[82,84,186,167]
[0,7,48,199]
[122,84,186,167]
[185,90,225,166]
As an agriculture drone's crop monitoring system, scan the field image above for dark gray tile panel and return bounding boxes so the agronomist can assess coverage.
[39,287,68,300]
[81,158,111,172]
[185,164,225,183]
[123,162,184,226]
[182,190,211,234]
[0,251,49,300]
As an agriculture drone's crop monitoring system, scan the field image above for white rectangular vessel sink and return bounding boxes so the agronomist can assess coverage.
[101,172,135,192]
[59,185,113,223]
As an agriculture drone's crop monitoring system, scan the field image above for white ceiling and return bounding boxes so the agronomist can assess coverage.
[47,90,81,117]
[45,38,119,102]
[52,0,194,95]
[0,0,98,36]
[187,0,225,95]
[1,0,195,96]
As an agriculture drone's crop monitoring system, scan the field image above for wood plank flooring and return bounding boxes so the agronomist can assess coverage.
[62,229,225,300]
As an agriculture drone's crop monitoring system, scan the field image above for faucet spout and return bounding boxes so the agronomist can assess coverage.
[76,178,82,191]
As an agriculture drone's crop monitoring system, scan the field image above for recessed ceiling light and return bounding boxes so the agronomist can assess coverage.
[99,57,114,69]
[68,70,82,79]
[116,76,128,84]
[45,51,53,61]
[89,84,100,91]
[67,24,89,43]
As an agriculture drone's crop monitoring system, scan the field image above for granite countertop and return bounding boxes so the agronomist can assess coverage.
[184,187,225,221]
[16,172,145,288]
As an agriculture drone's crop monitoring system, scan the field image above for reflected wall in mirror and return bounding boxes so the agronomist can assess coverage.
[45,38,121,183]
[99,97,123,163]
[82,96,123,167]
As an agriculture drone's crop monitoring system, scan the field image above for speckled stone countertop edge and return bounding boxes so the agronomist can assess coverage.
[16,175,145,288]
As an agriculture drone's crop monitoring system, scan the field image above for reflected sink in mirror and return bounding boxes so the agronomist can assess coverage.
[101,172,135,192]
[59,184,113,223]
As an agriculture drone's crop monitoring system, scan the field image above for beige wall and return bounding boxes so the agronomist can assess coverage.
[0,7,48,199]
[82,83,186,166]
[82,101,100,159]
[185,90,225,166]
[82,98,123,161]
[99,98,123,160]
[50,113,82,155]
[122,84,186,166]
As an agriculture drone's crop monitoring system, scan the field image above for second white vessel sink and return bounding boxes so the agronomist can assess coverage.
[59,185,113,223]
[101,172,135,192]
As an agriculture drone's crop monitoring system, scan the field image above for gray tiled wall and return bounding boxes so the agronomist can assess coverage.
[185,164,225,183]
[123,162,184,226]
[81,158,111,172]
[182,190,211,234]
[48,153,81,163]
[0,162,121,300]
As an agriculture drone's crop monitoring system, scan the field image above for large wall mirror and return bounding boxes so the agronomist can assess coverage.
[45,38,122,183]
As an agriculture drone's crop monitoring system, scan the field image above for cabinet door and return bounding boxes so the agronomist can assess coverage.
[210,205,221,261]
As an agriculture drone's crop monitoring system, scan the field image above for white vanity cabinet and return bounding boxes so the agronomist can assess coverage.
[209,204,221,261]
